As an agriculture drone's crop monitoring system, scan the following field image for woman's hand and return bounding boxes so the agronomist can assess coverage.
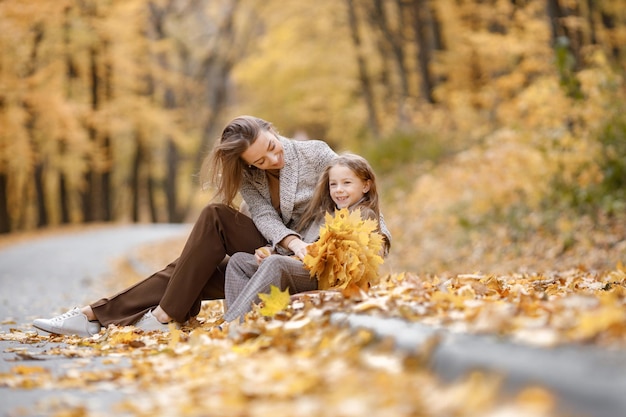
[287,238,309,260]
[254,246,274,264]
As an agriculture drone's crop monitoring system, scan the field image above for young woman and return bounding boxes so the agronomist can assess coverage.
[223,153,391,323]
[33,115,346,336]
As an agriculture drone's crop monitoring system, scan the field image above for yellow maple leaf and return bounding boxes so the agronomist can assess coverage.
[258,285,291,317]
[575,306,625,340]
[11,365,48,375]
[303,208,385,291]
[169,326,182,350]
[108,328,140,345]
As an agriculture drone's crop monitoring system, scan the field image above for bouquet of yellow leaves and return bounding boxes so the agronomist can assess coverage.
[303,208,385,291]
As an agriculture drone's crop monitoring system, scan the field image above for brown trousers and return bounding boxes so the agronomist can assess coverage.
[91,204,268,325]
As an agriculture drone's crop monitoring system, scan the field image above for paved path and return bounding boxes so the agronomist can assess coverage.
[1,224,625,417]
[0,224,190,417]
[334,314,626,417]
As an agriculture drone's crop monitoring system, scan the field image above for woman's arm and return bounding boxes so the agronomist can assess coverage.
[239,180,309,257]
[240,138,336,250]
[239,178,295,245]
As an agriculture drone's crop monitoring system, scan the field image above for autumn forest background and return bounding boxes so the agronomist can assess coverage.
[1,0,625,275]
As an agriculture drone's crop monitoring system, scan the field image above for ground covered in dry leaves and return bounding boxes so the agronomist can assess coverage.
[0,291,565,417]
[1,194,625,417]
[1,225,625,417]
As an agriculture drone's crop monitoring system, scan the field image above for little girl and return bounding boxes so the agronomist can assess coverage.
[223,153,390,322]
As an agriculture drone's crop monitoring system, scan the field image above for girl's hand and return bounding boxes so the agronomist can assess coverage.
[254,246,273,264]
[287,239,309,260]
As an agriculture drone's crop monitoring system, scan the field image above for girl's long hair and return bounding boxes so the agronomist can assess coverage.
[199,115,277,207]
[296,153,381,232]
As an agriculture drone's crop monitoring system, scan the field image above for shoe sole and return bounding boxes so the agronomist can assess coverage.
[32,322,96,337]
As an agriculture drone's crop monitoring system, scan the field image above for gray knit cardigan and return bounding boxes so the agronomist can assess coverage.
[239,136,391,250]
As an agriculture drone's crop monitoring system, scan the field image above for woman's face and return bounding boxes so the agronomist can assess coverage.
[328,165,370,209]
[241,130,285,170]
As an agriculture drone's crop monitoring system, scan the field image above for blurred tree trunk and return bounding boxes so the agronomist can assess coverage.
[147,0,181,223]
[190,0,245,215]
[196,0,240,171]
[411,0,436,104]
[147,170,158,223]
[599,7,622,64]
[429,1,445,51]
[165,140,179,222]
[546,0,582,70]
[27,24,48,228]
[546,0,563,45]
[131,137,145,223]
[585,0,598,45]
[346,0,380,137]
[61,7,76,225]
[34,165,47,227]
[197,65,229,168]
[59,173,70,224]
[0,175,9,233]
[366,0,411,125]
[81,48,102,222]
[144,0,244,222]
[101,137,112,221]
[80,0,113,223]
[101,42,113,221]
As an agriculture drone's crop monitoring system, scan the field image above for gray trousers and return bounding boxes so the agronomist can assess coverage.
[223,252,318,322]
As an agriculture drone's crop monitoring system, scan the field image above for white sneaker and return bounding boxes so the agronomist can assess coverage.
[134,310,173,332]
[33,307,102,337]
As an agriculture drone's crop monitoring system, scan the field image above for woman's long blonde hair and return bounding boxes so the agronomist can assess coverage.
[296,153,381,231]
[200,115,278,207]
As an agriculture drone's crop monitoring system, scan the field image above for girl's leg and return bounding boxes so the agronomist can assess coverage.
[223,255,317,322]
[92,204,266,325]
[224,252,259,311]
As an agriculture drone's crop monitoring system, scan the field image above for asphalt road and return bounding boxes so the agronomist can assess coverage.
[334,313,626,417]
[1,224,625,417]
[0,224,190,417]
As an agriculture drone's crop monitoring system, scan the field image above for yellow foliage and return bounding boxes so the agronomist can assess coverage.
[1,260,626,415]
[108,329,141,345]
[258,285,291,317]
[575,304,625,340]
[168,326,182,350]
[11,365,48,375]
[303,208,385,291]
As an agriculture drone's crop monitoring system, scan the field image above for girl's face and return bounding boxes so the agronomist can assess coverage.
[328,165,371,209]
[241,130,285,170]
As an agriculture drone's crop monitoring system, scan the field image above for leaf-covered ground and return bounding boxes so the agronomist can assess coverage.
[1,226,625,416]
[2,293,561,417]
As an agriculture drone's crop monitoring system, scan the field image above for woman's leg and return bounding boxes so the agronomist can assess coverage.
[223,254,317,322]
[91,261,175,326]
[92,204,266,325]
[91,257,230,326]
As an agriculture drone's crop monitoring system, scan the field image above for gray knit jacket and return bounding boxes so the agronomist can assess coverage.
[240,136,391,251]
